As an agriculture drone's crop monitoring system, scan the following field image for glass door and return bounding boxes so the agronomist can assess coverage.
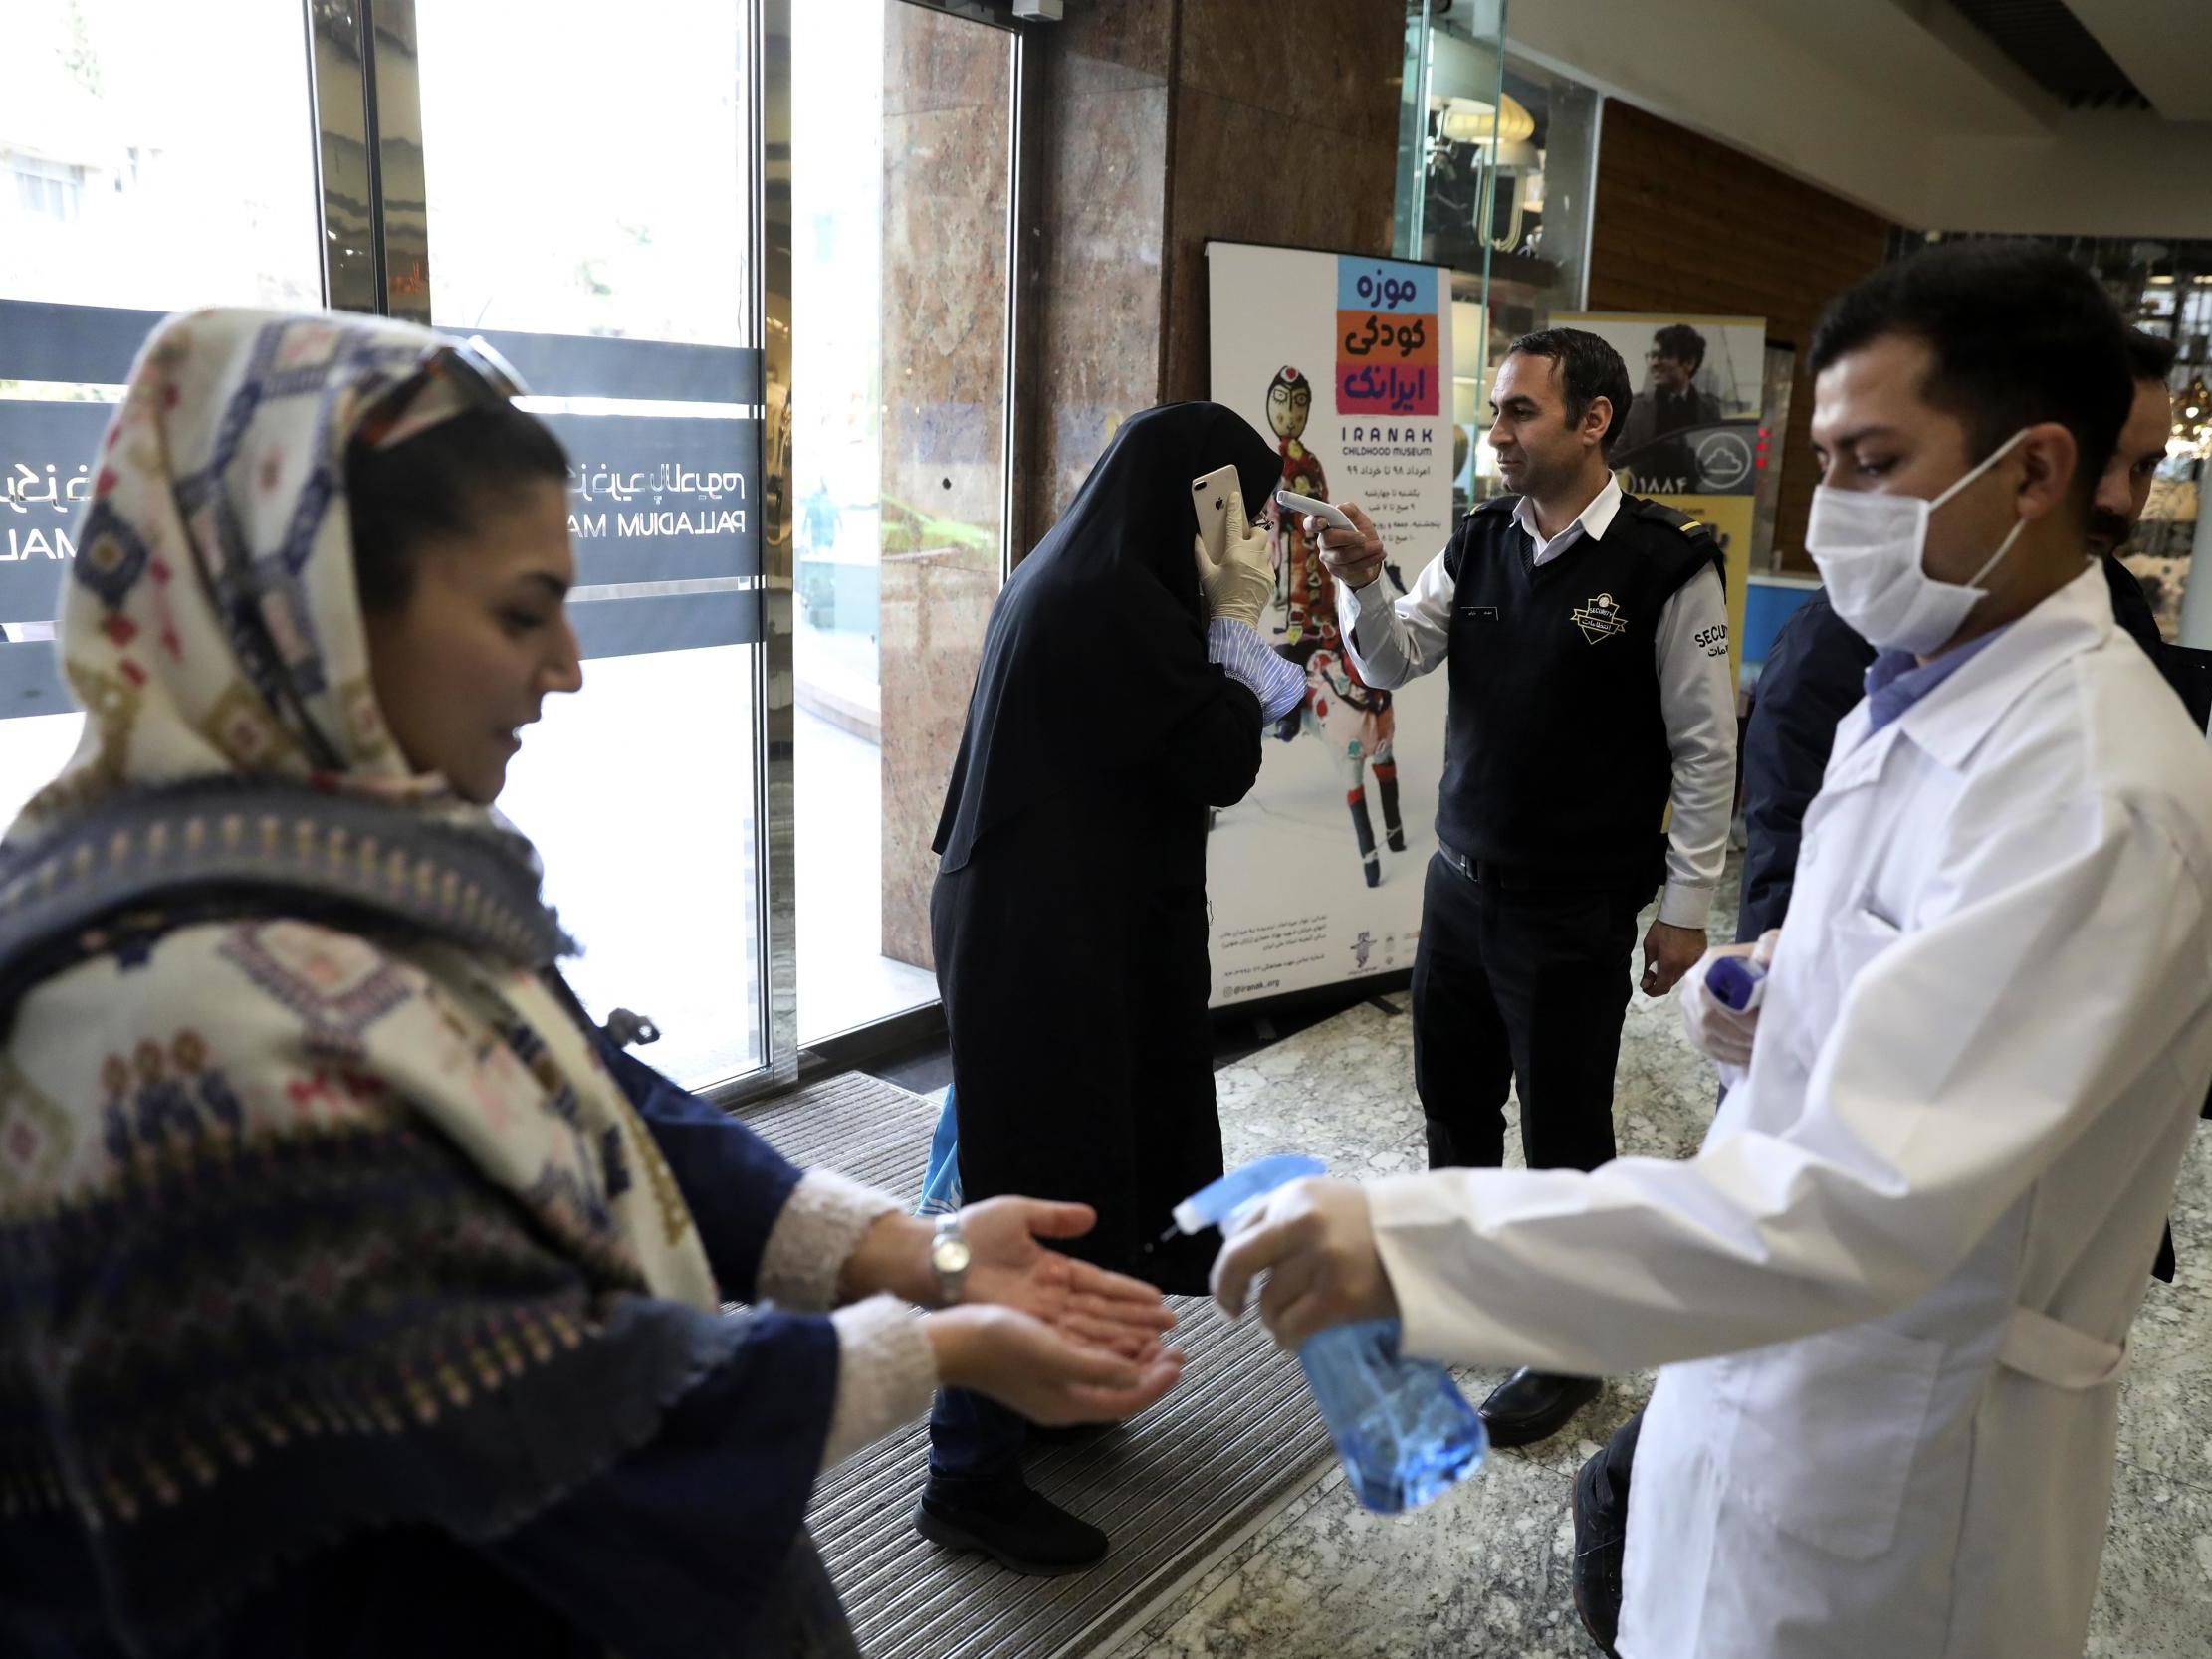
[0,0,324,823]
[788,0,1019,1045]
[414,0,772,1091]
[0,0,779,1098]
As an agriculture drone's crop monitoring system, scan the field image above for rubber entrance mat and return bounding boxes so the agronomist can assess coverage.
[740,1071,1332,1659]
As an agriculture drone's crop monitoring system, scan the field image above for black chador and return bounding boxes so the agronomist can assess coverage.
[932,402,1279,1294]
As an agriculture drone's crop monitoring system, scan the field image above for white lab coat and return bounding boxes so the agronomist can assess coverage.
[1367,566,2212,1658]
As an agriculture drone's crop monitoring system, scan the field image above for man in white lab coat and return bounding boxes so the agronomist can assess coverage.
[1214,241,2212,1658]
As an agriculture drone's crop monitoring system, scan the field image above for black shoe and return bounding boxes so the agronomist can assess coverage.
[1476,1369,1602,1449]
[1571,1448,1627,1657]
[1386,829,1407,853]
[1363,857,1382,888]
[914,1479,1108,1575]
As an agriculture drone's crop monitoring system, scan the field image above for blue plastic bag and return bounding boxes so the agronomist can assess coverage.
[916,1084,963,1217]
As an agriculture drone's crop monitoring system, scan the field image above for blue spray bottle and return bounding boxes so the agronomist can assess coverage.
[1172,1155,1487,1513]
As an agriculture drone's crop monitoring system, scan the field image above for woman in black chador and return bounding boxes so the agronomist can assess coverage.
[916,403,1305,1574]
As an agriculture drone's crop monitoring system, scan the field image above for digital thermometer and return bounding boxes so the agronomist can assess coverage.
[1275,489,1355,533]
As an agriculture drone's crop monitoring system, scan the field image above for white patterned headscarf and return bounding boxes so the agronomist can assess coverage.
[3,305,714,1305]
[0,311,730,1646]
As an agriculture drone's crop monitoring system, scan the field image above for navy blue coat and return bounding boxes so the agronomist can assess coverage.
[1735,587,1875,948]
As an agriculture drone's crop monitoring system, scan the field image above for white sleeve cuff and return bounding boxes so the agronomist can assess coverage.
[758,1170,902,1310]
[1657,881,1715,932]
[821,1295,940,1469]
[1208,617,1307,723]
[1348,575,1394,626]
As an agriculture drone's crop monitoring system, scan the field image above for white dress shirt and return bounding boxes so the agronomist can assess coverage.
[1335,477,1736,929]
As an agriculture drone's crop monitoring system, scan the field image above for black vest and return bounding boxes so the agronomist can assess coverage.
[1437,490,1723,883]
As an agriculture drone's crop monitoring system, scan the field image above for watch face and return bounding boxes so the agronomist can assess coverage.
[933,1237,973,1276]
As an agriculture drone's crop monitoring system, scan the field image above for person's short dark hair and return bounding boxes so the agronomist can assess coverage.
[1505,327,1634,453]
[2126,327,2177,384]
[347,403,570,613]
[1809,240,2131,504]
[1652,323,1707,372]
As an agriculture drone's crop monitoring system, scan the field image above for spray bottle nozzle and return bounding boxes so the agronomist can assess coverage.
[1170,1154,1329,1237]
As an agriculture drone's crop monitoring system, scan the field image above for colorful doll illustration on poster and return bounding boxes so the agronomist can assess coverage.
[1293,639,1407,888]
[1265,494,1410,889]
[1266,365,1328,643]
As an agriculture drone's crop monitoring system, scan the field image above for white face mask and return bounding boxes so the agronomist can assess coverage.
[1805,429,2029,656]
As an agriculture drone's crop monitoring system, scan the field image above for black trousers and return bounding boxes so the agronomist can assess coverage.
[927,1385,1026,1492]
[1411,850,1649,1173]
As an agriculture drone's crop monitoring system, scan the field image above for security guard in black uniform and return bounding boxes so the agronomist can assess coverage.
[1304,328,1738,1448]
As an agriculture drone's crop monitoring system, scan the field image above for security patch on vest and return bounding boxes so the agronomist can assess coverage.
[1460,604,1501,622]
[1570,591,1628,644]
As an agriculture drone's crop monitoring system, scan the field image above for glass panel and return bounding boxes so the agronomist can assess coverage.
[418,5,752,347]
[790,0,1014,1044]
[417,0,766,1088]
[0,0,321,314]
[1394,2,1434,261]
[1401,9,1604,512]
[0,0,322,827]
[1402,5,1503,512]
[1494,58,1601,330]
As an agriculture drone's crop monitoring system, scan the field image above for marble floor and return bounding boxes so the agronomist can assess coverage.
[1090,874,2212,1659]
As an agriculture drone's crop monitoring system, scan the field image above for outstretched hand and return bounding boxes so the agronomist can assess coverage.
[959,1197,1178,1358]
[928,1304,1186,1426]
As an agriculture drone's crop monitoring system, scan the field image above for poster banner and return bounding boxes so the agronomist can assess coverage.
[1205,241,1456,1005]
[1555,312,1767,682]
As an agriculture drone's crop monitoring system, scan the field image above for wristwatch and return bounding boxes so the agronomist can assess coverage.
[929,1215,973,1306]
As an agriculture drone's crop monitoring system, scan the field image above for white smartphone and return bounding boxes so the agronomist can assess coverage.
[1192,463,1241,562]
[1275,488,1354,533]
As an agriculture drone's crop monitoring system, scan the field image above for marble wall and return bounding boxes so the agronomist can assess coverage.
[878,4,1015,969]
[1158,0,1405,405]
[1014,0,1177,546]
[1018,0,1406,532]
[879,0,1408,973]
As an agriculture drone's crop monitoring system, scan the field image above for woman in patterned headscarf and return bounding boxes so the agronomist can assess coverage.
[0,309,1181,1658]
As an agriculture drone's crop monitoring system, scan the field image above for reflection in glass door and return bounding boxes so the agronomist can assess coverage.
[789,0,1017,1044]
[0,0,323,827]
[0,1,775,1097]
[415,0,770,1090]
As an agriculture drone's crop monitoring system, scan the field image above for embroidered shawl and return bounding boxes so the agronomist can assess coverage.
[0,310,726,1648]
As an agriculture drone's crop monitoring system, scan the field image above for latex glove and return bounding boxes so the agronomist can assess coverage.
[1679,929,1780,1068]
[1195,486,1274,628]
[1210,1175,1397,1350]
